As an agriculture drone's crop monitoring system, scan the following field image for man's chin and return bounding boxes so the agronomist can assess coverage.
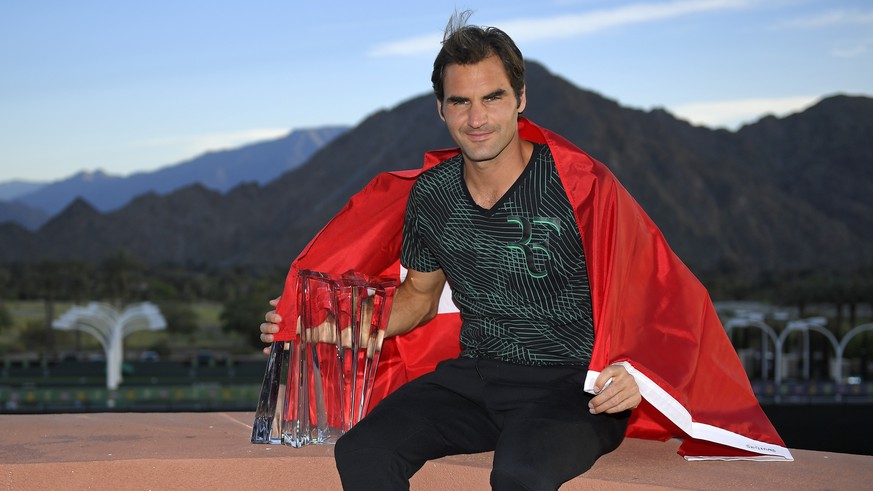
[459,146,499,164]
[463,155,498,166]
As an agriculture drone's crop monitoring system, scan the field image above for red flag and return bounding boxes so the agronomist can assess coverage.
[273,118,792,461]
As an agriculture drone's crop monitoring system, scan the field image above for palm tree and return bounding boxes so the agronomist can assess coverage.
[33,261,66,359]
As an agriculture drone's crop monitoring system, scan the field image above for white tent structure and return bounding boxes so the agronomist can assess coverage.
[53,302,166,390]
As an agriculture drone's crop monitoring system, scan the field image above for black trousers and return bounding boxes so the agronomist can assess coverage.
[334,357,629,490]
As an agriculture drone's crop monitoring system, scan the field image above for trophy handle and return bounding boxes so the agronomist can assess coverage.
[250,341,289,444]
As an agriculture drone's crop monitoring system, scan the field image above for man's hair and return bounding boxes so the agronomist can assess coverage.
[431,10,525,106]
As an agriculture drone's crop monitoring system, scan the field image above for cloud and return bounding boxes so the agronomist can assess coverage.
[670,96,820,129]
[779,9,873,29]
[831,40,873,58]
[368,0,753,57]
[142,128,290,156]
[368,33,444,57]
[776,9,873,59]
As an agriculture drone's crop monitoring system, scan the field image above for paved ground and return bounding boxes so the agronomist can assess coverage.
[1,412,870,490]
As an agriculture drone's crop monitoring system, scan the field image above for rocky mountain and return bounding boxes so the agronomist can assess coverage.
[1,61,870,279]
[6,126,348,222]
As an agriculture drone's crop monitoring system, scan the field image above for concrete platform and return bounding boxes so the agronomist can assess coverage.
[1,412,870,490]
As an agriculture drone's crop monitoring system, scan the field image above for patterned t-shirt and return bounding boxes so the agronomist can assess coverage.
[400,143,595,366]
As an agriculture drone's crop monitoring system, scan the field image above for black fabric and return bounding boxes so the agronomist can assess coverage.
[334,357,629,490]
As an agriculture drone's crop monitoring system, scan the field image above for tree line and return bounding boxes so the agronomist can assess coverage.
[0,251,287,358]
[1,252,871,360]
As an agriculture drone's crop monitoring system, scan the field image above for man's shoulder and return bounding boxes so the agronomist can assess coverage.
[415,153,462,187]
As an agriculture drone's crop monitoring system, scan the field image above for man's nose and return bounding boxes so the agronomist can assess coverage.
[468,102,487,128]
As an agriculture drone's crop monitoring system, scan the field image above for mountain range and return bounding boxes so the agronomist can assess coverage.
[0,126,348,230]
[1,61,870,279]
[0,180,45,201]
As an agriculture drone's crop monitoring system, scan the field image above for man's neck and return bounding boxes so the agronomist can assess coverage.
[463,139,534,209]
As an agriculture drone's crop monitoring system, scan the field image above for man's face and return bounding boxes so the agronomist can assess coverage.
[437,55,526,167]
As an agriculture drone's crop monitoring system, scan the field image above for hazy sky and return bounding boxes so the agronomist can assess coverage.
[2,0,871,183]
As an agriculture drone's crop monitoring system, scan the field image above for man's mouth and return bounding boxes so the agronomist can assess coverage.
[465,131,492,142]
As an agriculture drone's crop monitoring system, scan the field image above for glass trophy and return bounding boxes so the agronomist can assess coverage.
[251,269,396,446]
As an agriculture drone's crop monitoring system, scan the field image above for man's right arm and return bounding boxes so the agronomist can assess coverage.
[384,267,447,338]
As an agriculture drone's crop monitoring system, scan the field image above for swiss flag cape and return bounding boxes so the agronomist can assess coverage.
[274,118,792,461]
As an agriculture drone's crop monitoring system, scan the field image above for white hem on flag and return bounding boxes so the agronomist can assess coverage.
[584,361,794,462]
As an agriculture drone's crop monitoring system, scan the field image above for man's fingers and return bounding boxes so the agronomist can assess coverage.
[260,321,279,334]
[598,391,640,414]
[589,391,627,414]
[259,318,280,345]
[588,370,640,414]
[264,311,282,324]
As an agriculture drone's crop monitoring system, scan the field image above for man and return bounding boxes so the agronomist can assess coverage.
[261,11,789,491]
[266,13,637,489]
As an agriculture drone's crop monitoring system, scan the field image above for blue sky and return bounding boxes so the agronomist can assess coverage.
[1,0,871,183]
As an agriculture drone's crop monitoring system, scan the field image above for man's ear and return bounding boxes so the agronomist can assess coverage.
[436,99,445,121]
[517,84,527,113]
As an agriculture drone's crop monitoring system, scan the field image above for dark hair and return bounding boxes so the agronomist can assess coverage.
[431,10,525,106]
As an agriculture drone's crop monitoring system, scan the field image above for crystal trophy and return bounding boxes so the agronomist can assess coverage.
[251,269,396,446]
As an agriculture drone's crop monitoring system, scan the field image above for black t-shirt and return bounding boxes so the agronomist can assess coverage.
[401,143,595,366]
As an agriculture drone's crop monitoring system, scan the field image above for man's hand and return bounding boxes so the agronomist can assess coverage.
[588,364,641,414]
[259,297,281,355]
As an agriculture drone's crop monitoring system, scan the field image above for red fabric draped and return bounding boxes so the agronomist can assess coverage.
[273,118,790,460]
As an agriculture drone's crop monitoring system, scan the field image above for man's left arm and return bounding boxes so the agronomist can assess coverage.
[588,365,641,414]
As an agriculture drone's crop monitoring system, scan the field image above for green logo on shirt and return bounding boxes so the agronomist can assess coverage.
[506,216,561,278]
